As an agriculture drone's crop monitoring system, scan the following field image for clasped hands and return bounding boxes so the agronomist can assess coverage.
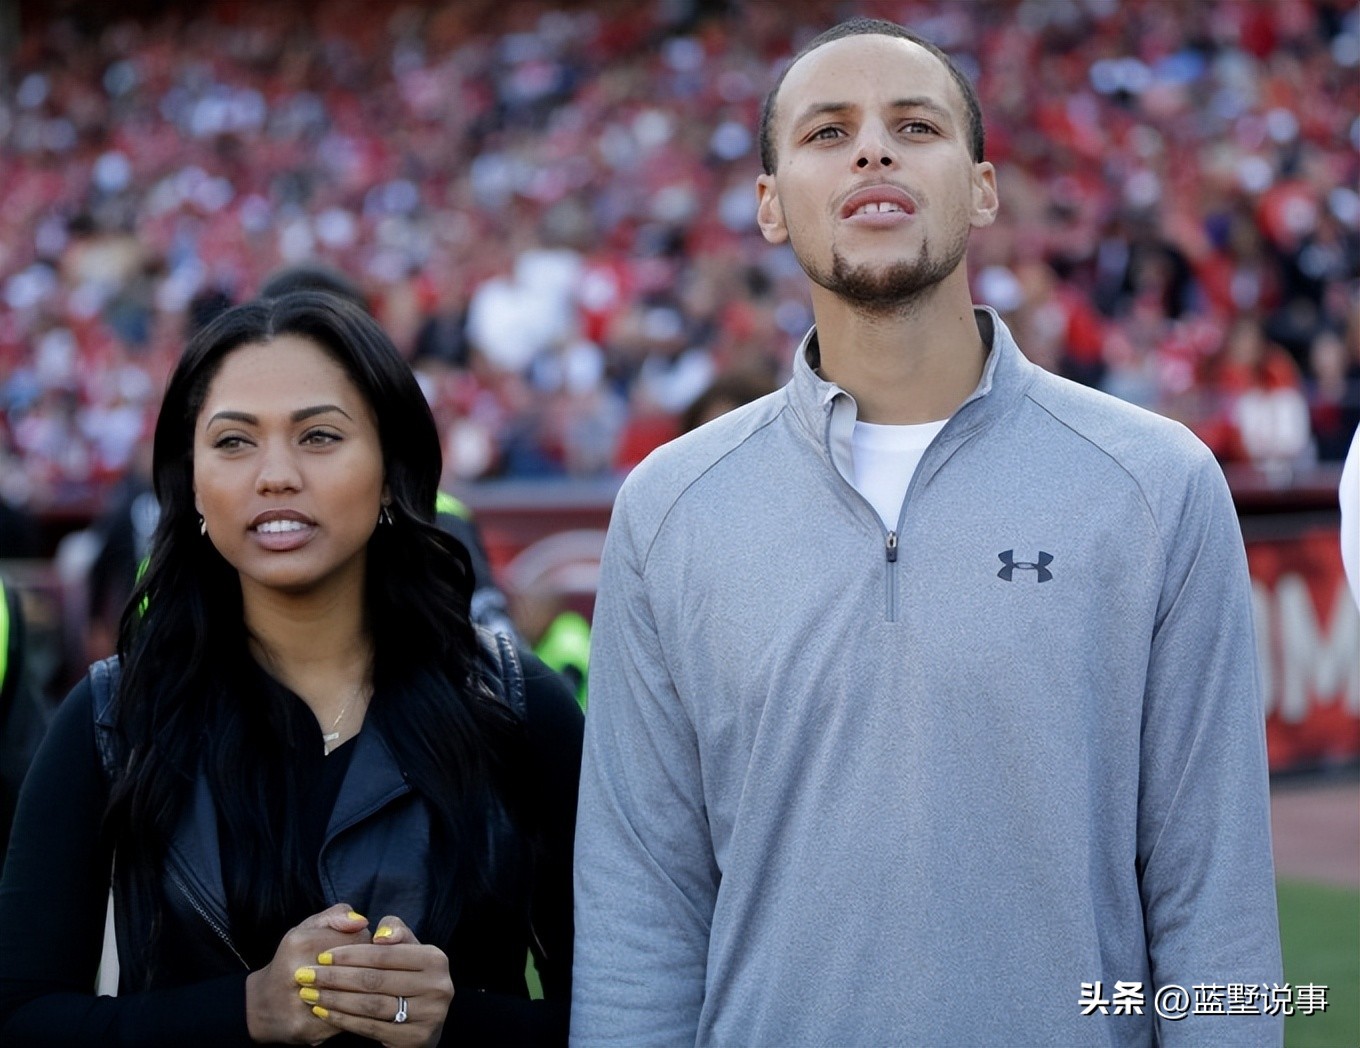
[246,902,454,1047]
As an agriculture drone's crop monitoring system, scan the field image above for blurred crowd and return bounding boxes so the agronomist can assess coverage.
[0,0,1356,525]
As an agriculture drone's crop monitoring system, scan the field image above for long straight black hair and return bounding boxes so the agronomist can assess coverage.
[107,291,524,979]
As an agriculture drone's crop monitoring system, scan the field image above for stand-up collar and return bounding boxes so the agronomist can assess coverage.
[786,306,1036,478]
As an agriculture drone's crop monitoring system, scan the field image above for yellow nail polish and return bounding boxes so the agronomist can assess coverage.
[299,987,320,1003]
[317,951,333,966]
[312,1005,329,1020]
[374,926,393,940]
[294,967,316,985]
[346,911,365,922]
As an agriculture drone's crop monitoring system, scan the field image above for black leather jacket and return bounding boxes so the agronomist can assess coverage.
[2,636,583,1047]
[90,633,528,992]
[96,683,435,986]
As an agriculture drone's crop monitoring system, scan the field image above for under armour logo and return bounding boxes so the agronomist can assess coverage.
[997,550,1054,583]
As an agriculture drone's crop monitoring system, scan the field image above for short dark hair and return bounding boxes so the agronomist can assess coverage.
[258,262,367,311]
[758,18,985,174]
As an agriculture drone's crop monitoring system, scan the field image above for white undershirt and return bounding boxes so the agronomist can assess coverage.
[851,418,949,531]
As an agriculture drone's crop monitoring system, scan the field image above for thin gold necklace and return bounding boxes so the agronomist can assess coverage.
[322,678,370,756]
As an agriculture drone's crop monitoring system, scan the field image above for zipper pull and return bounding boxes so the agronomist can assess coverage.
[886,531,898,563]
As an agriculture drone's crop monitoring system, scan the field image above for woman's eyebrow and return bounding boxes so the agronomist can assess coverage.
[204,404,353,426]
[291,404,353,422]
[205,410,257,426]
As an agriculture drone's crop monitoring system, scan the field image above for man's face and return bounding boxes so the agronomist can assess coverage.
[756,34,997,311]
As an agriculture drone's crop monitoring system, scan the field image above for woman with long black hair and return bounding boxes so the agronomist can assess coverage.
[0,291,582,1046]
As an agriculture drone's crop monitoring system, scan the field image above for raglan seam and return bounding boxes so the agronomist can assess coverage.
[637,402,793,575]
[1022,390,1171,570]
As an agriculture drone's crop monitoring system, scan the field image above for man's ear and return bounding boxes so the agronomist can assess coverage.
[970,161,999,229]
[756,174,789,245]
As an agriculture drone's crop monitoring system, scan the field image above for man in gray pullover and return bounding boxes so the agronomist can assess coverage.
[572,18,1281,1047]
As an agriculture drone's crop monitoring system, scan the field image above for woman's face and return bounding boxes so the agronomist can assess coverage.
[193,334,386,603]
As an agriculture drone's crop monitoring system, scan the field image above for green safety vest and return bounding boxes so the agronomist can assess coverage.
[436,491,471,519]
[0,578,9,691]
[534,610,590,712]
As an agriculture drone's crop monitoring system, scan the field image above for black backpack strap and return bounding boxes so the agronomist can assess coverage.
[88,657,123,782]
[475,626,527,721]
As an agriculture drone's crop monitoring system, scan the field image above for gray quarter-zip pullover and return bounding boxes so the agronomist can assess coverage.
[572,309,1281,1047]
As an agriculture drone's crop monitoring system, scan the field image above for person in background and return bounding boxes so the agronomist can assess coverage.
[515,588,591,713]
[1195,315,1313,468]
[572,19,1280,1046]
[86,286,236,662]
[86,435,157,661]
[522,367,780,713]
[0,499,41,560]
[1304,325,1360,463]
[678,370,777,435]
[513,368,778,715]
[257,264,371,314]
[0,292,581,1046]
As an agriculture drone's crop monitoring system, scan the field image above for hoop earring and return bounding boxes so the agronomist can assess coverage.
[379,505,393,526]
[198,515,207,536]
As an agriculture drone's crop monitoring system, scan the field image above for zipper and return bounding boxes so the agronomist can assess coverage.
[885,531,899,621]
[822,447,904,623]
[166,862,249,970]
[823,396,941,625]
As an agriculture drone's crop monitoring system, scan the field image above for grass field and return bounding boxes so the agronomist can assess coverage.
[1278,879,1360,1048]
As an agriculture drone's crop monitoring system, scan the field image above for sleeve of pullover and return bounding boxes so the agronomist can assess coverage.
[1135,447,1283,1047]
[0,680,253,1047]
[570,481,719,1047]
